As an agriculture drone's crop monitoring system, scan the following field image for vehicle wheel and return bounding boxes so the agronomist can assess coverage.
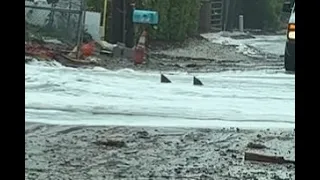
[284,51,295,72]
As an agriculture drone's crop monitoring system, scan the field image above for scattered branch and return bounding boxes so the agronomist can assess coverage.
[244,152,295,165]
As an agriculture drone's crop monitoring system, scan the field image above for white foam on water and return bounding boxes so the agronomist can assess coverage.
[201,32,287,57]
[25,61,295,129]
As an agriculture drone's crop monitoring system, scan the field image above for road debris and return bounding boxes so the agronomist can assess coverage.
[246,142,268,149]
[244,152,295,165]
[26,124,295,179]
[93,139,127,148]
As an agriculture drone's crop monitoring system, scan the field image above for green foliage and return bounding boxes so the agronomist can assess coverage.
[137,0,201,41]
[86,0,104,12]
[243,0,285,31]
[260,0,285,30]
[86,0,285,41]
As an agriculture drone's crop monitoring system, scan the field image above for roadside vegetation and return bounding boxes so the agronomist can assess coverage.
[86,0,286,41]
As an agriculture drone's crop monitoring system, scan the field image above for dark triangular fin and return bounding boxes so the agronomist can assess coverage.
[161,74,171,83]
[193,76,203,86]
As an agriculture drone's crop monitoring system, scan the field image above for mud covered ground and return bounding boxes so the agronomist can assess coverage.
[25,36,283,73]
[25,123,294,180]
[95,37,283,73]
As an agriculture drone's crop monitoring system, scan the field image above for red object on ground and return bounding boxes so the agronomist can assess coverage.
[134,48,145,64]
[81,42,95,57]
[134,30,147,64]
[25,43,56,59]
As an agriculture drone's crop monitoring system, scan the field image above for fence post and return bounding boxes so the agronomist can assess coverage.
[76,0,86,59]
[101,0,108,40]
[239,15,244,32]
[122,0,126,47]
[67,1,72,39]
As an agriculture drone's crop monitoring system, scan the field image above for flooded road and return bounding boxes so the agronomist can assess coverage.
[25,61,294,129]
[25,35,295,180]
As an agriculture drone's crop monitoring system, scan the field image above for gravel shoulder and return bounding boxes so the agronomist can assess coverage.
[26,122,295,180]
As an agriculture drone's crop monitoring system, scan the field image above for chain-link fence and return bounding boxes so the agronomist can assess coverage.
[25,0,86,48]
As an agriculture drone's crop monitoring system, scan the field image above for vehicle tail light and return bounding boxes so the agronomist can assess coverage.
[287,23,295,40]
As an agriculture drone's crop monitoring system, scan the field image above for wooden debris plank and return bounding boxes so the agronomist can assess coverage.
[244,152,295,165]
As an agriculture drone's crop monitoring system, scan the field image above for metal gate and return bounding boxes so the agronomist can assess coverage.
[210,0,224,31]
[199,0,224,33]
[25,0,86,49]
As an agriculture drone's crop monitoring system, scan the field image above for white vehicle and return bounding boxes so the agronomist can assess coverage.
[283,2,295,71]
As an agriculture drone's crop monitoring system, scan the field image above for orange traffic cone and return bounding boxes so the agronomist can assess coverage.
[134,30,147,64]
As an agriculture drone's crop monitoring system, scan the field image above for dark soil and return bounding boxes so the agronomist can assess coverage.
[25,123,295,180]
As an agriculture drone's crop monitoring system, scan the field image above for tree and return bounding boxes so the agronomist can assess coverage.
[241,0,285,31]
[136,0,201,41]
[86,0,104,12]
